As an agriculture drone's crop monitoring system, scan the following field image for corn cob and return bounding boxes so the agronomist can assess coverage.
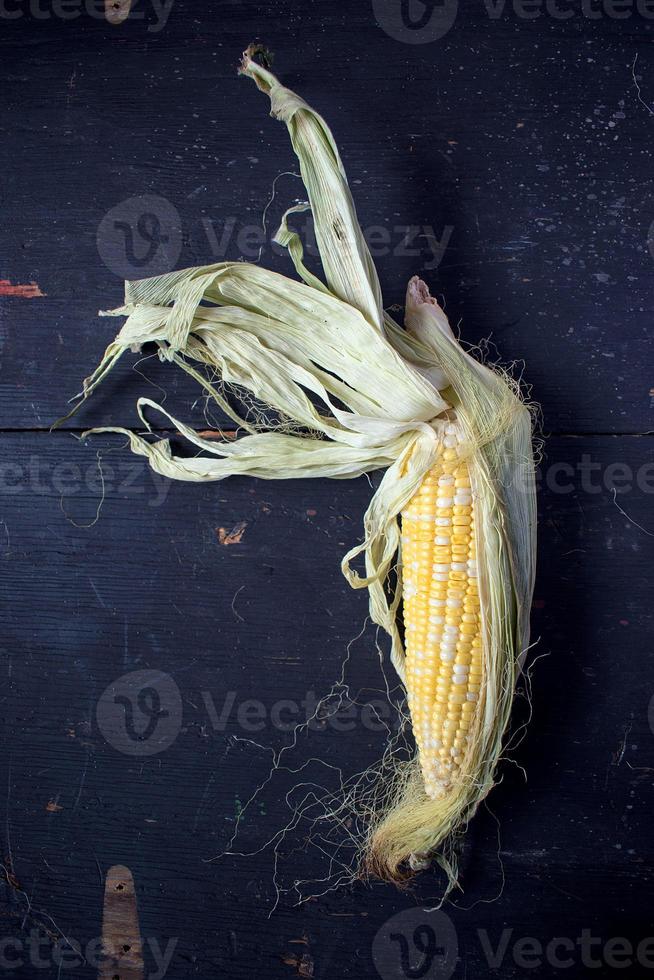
[402,425,481,800]
[67,48,537,895]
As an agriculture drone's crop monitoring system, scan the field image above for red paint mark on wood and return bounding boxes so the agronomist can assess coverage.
[619,619,629,626]
[0,279,45,298]
[196,429,237,440]
[282,952,314,978]
[306,509,317,517]
[533,599,546,609]
[283,937,313,977]
[216,521,248,546]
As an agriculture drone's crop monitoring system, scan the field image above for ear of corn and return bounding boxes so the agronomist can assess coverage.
[402,433,481,802]
[63,49,537,894]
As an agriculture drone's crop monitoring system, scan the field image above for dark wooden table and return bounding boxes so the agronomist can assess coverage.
[1,2,653,977]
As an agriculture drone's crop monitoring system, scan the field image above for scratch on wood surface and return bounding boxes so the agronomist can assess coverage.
[216,521,248,546]
[0,279,45,298]
[632,54,654,117]
[231,584,245,622]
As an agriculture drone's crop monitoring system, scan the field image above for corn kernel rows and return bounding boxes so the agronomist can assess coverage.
[401,425,482,799]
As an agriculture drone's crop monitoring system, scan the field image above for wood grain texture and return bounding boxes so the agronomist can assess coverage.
[1,1,653,978]
[1,431,653,977]
[0,0,652,433]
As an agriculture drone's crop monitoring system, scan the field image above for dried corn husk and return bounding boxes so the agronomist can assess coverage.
[64,46,537,892]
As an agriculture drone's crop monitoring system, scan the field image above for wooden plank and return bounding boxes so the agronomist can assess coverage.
[2,2,653,977]
[0,430,652,976]
[0,5,652,433]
